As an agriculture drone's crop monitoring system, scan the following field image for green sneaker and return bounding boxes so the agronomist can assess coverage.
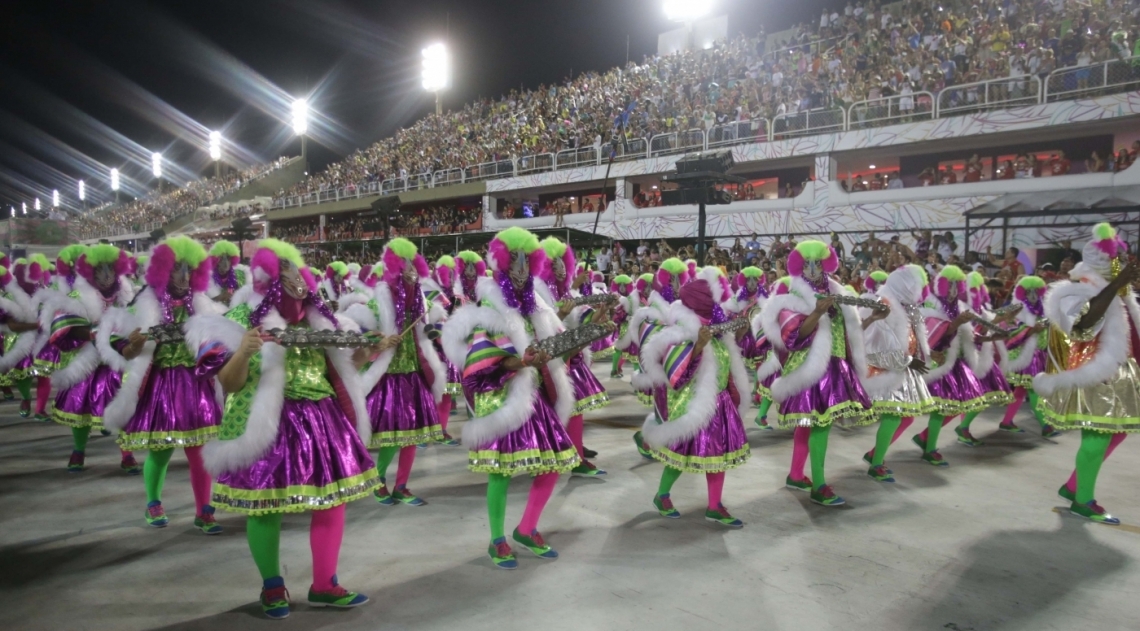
[308,576,369,608]
[785,475,812,492]
[373,479,395,505]
[67,450,85,473]
[512,528,558,559]
[955,426,984,447]
[998,422,1025,433]
[921,450,949,467]
[633,431,653,460]
[861,451,892,473]
[392,486,426,506]
[194,505,223,535]
[810,485,846,507]
[1069,500,1120,525]
[35,413,51,423]
[704,504,743,528]
[1041,424,1061,438]
[1058,484,1076,503]
[145,502,169,528]
[487,538,517,569]
[436,433,460,446]
[120,454,142,475]
[653,494,680,518]
[867,465,895,483]
[571,460,607,477]
[19,401,30,417]
[754,415,773,430]
[260,581,290,619]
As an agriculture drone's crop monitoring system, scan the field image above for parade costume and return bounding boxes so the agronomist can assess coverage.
[320,262,351,306]
[191,239,376,617]
[859,265,937,482]
[640,276,751,527]
[101,236,226,530]
[907,265,996,466]
[584,270,616,362]
[993,276,1058,438]
[343,239,445,506]
[758,241,872,506]
[442,227,580,569]
[0,260,42,415]
[32,246,87,421]
[623,258,688,414]
[44,245,138,473]
[1035,224,1140,525]
[536,237,609,477]
[207,240,248,305]
[953,272,1016,445]
[422,255,462,445]
[732,266,767,371]
[609,274,635,378]
[751,277,790,430]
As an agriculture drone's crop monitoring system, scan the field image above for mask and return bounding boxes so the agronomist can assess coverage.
[464,265,476,279]
[94,264,117,294]
[402,263,419,286]
[1027,289,1039,303]
[509,252,529,290]
[948,283,958,300]
[169,262,191,298]
[280,261,309,301]
[804,259,823,282]
[215,257,231,275]
[747,278,758,293]
[552,257,566,281]
[671,277,681,296]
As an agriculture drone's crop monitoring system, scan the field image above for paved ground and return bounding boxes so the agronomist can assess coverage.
[2,365,1139,631]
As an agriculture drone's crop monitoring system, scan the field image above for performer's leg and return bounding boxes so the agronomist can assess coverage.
[35,376,51,415]
[517,472,558,534]
[247,513,283,580]
[1075,431,1113,504]
[436,395,451,434]
[958,411,980,429]
[956,410,984,446]
[487,474,511,542]
[705,471,725,509]
[653,466,683,517]
[1001,387,1027,427]
[871,414,901,467]
[808,425,830,491]
[16,377,31,400]
[183,446,213,515]
[567,414,585,458]
[755,398,773,428]
[611,350,621,377]
[71,426,90,452]
[390,446,425,505]
[788,426,810,483]
[374,446,398,479]
[916,413,954,444]
[144,448,174,504]
[309,504,345,590]
[1063,433,1127,497]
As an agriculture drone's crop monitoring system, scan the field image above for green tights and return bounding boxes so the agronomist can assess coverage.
[487,474,511,540]
[924,413,951,453]
[1075,430,1113,504]
[871,415,902,466]
[246,513,283,580]
[808,424,831,490]
[144,448,174,503]
[71,427,90,452]
[755,398,772,424]
[15,377,31,401]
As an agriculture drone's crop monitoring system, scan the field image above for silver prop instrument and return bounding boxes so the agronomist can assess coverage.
[566,293,619,308]
[143,323,186,344]
[261,328,381,349]
[969,315,1009,336]
[706,318,749,335]
[534,323,612,357]
[817,293,890,313]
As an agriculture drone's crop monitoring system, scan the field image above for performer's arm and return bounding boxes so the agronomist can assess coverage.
[798,296,834,337]
[218,329,263,394]
[1076,263,1140,332]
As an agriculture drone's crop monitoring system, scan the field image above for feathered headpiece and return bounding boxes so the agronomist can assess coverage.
[326,261,350,283]
[771,276,793,296]
[1073,222,1129,283]
[455,250,486,278]
[0,264,11,287]
[787,240,839,278]
[655,257,689,302]
[248,239,337,328]
[610,274,634,294]
[487,227,546,315]
[381,238,430,284]
[696,266,733,303]
[934,265,968,298]
[146,236,212,294]
[435,255,456,289]
[75,244,130,284]
[539,237,576,295]
[864,270,889,293]
[636,273,654,294]
[883,264,927,304]
[1013,275,1047,315]
[56,244,88,281]
[209,240,240,263]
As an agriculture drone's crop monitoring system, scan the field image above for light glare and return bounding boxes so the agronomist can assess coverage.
[78,180,86,201]
[291,98,309,135]
[152,152,163,178]
[52,190,60,207]
[664,0,713,21]
[421,43,451,92]
[209,130,222,160]
[110,168,120,191]
[22,202,27,215]
[35,198,41,211]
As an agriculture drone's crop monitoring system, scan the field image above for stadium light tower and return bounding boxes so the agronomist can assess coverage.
[110,167,121,205]
[52,189,60,208]
[21,202,27,215]
[422,43,450,117]
[209,130,223,179]
[292,98,309,164]
[663,0,715,51]
[152,152,164,193]
[35,197,41,212]
[78,179,86,212]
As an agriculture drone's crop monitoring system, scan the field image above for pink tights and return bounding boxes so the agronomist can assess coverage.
[917,415,959,444]
[309,504,345,591]
[1064,433,1127,494]
[518,472,558,534]
[1003,388,1027,425]
[788,426,810,480]
[184,446,213,515]
[706,471,725,509]
[35,377,50,415]
[568,414,585,459]
[437,395,452,433]
[396,445,416,488]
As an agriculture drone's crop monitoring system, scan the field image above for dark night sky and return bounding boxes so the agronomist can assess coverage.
[0,0,833,208]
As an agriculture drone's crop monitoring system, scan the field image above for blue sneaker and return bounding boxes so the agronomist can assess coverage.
[307,575,369,608]
[488,538,518,570]
[512,528,559,559]
[260,577,290,619]
[145,501,169,528]
[194,505,223,535]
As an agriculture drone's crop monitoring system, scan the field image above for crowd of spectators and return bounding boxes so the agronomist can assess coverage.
[73,158,289,239]
[269,203,482,243]
[272,0,1140,209]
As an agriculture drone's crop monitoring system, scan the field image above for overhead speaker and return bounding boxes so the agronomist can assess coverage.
[675,150,734,175]
[150,229,166,241]
[372,195,402,214]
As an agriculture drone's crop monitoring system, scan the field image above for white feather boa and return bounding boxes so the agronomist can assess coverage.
[0,281,38,372]
[197,298,371,476]
[440,276,574,446]
[638,302,750,447]
[758,277,868,403]
[44,276,135,390]
[342,282,446,401]
[920,300,980,384]
[1033,281,1137,396]
[616,292,671,350]
[100,289,226,432]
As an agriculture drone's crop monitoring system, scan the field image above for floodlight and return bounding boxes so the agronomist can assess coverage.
[209,131,222,161]
[52,189,60,207]
[152,152,163,179]
[664,0,713,22]
[35,198,41,211]
[78,180,86,201]
[421,43,451,92]
[292,98,309,135]
[111,168,120,191]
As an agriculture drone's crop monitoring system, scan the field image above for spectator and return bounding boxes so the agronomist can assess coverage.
[1087,150,1107,173]
[1050,151,1071,175]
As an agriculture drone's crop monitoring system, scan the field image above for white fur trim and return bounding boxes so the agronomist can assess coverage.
[49,343,100,390]
[1035,291,1130,396]
[755,352,782,381]
[204,342,287,476]
[326,346,373,442]
[640,342,721,447]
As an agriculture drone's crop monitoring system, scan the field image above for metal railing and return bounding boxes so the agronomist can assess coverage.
[1045,57,1140,102]
[556,146,600,170]
[613,137,649,161]
[772,108,845,138]
[848,92,935,129]
[708,120,767,147]
[935,74,1041,117]
[516,153,555,176]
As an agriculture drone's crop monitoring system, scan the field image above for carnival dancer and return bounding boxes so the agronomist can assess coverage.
[536,237,609,477]
[615,273,653,374]
[758,241,872,506]
[0,261,42,410]
[441,227,583,568]
[862,270,888,300]
[732,266,767,371]
[2,256,52,417]
[860,265,937,482]
[911,266,992,466]
[31,245,87,422]
[342,238,445,505]
[951,271,1016,446]
[609,274,635,378]
[627,261,688,457]
[751,277,790,430]
[454,250,485,307]
[421,254,462,445]
[190,238,378,617]
[320,261,351,307]
[640,275,751,526]
[1036,224,1140,524]
[207,240,248,304]
[994,276,1058,437]
[100,236,226,530]
[43,244,138,473]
